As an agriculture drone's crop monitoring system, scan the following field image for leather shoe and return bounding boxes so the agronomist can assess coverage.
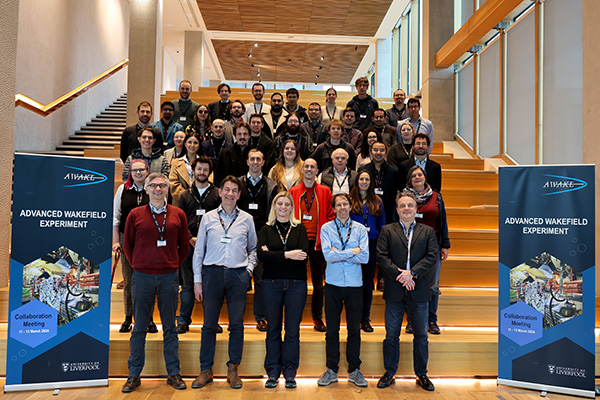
[119,319,132,333]
[116,280,125,289]
[216,324,223,333]
[265,377,278,388]
[191,369,213,389]
[176,324,189,334]
[377,371,395,388]
[428,322,441,334]
[167,374,187,390]
[147,321,158,333]
[227,363,243,389]
[416,374,435,391]
[377,277,385,291]
[360,318,374,332]
[313,318,327,332]
[256,320,268,332]
[122,376,141,393]
[405,322,413,334]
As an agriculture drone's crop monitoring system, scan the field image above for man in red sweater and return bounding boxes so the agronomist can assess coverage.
[289,158,335,332]
[122,173,189,393]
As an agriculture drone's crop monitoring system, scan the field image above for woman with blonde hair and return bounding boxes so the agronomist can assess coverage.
[257,192,309,389]
[268,139,303,192]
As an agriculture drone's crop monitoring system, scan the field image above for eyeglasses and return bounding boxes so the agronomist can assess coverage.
[131,168,147,173]
[148,183,168,189]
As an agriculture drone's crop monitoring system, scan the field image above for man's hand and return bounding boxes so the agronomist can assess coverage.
[285,249,308,260]
[189,237,197,247]
[194,282,203,302]
[112,242,121,253]
[261,245,269,251]
[396,269,415,290]
[441,248,449,261]
[352,247,361,256]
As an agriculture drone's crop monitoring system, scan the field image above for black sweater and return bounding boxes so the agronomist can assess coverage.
[257,223,309,280]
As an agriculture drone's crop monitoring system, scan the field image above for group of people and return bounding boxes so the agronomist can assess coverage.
[113,77,450,393]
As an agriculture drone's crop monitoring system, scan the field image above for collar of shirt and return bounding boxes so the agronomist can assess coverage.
[414,157,427,169]
[399,220,416,236]
[149,202,167,214]
[247,173,263,186]
[335,218,351,229]
[218,205,239,218]
[333,168,348,178]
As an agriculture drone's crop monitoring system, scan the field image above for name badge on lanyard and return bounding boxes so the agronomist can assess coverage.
[249,203,258,210]
[375,188,384,195]
[196,209,206,216]
[415,212,423,219]
[220,236,232,244]
[360,114,367,119]
[157,240,167,247]
[180,116,187,121]
[302,214,313,221]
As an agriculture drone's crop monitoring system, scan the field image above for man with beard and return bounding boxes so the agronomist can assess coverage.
[301,102,328,145]
[208,83,231,121]
[311,120,356,172]
[150,101,183,150]
[363,109,398,149]
[175,156,220,334]
[225,100,245,139]
[398,134,441,192]
[120,102,164,163]
[385,89,409,128]
[215,122,251,186]
[263,92,288,138]
[273,113,314,161]
[244,82,271,122]
[284,88,308,123]
[346,77,379,132]
[172,80,199,130]
[341,108,363,156]
[248,114,275,172]
[399,98,434,154]
[202,119,232,168]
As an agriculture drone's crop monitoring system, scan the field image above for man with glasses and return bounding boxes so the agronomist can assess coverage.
[399,98,434,154]
[192,176,257,389]
[121,173,190,393]
[397,134,441,192]
[363,108,398,149]
[385,89,409,128]
[151,101,183,149]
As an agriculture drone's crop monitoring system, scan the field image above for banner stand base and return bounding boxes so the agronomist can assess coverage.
[497,378,594,398]
[4,379,108,393]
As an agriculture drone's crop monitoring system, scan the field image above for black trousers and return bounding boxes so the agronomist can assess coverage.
[307,240,325,320]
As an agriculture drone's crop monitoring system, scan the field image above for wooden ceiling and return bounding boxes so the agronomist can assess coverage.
[196,0,394,83]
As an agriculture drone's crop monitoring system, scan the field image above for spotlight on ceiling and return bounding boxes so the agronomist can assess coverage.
[320,56,325,61]
[248,54,252,58]
[254,43,258,47]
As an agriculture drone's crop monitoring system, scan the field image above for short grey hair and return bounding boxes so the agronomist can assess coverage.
[144,173,169,188]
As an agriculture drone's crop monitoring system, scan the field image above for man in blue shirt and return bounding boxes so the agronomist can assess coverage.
[317,193,370,388]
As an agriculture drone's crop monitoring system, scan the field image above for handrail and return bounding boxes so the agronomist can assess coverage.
[15,59,128,117]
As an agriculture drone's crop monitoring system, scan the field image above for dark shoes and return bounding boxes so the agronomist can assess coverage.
[360,318,374,332]
[313,318,327,332]
[405,322,413,334]
[191,369,213,389]
[256,320,268,332]
[119,318,132,333]
[416,374,435,391]
[265,377,278,388]
[167,374,187,390]
[122,376,141,393]
[176,324,189,334]
[377,371,395,388]
[428,322,441,334]
[202,324,224,333]
[147,321,158,333]
[377,277,385,291]
[227,363,243,389]
[285,377,297,389]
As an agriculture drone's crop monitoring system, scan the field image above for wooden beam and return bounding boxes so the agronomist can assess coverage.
[435,0,522,68]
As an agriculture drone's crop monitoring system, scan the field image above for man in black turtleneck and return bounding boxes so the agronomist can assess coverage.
[346,77,379,132]
[208,83,231,121]
[202,119,231,170]
[300,102,328,145]
[248,114,275,173]
[272,113,314,161]
[215,122,251,186]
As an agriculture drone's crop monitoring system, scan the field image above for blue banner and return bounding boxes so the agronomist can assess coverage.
[5,154,114,392]
[498,165,595,398]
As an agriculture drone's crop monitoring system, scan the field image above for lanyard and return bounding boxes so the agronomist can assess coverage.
[275,224,292,251]
[326,105,337,121]
[219,208,240,236]
[401,222,415,269]
[333,170,349,192]
[246,177,265,202]
[414,119,422,134]
[362,204,369,226]
[150,206,168,241]
[191,184,212,208]
[253,103,263,114]
[375,166,384,188]
[302,188,316,213]
[335,219,353,250]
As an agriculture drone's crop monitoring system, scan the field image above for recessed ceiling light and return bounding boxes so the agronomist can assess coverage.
[320,56,325,60]
[248,54,252,58]
[254,43,258,47]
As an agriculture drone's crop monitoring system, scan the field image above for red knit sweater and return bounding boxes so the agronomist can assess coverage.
[123,204,189,274]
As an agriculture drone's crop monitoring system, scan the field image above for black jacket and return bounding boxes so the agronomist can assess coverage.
[119,124,164,163]
[215,144,250,186]
[311,139,356,172]
[347,95,379,132]
[358,162,399,224]
[177,184,220,237]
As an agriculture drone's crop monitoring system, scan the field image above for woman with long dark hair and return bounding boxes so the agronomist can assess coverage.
[169,132,202,207]
[349,170,386,332]
[356,130,381,170]
[185,104,212,140]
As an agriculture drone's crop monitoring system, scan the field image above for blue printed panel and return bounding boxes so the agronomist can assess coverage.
[500,300,543,346]
[10,300,57,348]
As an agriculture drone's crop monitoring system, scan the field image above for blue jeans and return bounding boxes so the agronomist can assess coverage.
[128,270,180,377]
[176,245,194,326]
[262,279,307,379]
[200,266,250,370]
[383,297,428,376]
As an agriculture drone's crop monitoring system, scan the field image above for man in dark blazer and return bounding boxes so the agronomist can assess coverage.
[397,133,441,192]
[376,192,438,391]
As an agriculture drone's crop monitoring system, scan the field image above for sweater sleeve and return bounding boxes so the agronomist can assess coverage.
[176,209,190,266]
[257,226,286,264]
[123,211,136,266]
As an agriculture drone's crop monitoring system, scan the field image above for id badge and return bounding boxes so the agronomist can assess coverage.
[248,203,258,210]
[157,240,167,247]
[220,236,232,244]
[180,116,187,121]
[302,214,313,221]
[360,114,367,119]
[196,209,206,216]
[375,188,384,195]
[415,212,424,219]
[366,226,371,232]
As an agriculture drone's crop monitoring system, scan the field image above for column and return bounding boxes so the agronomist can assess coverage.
[184,31,205,90]
[376,35,393,98]
[126,0,163,126]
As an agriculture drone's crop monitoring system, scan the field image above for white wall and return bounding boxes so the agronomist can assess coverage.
[162,48,177,93]
[15,0,130,151]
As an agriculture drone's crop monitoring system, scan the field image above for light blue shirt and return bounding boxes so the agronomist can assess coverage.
[193,205,257,283]
[321,218,369,287]
[414,157,427,170]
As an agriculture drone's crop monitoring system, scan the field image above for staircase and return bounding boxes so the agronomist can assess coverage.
[51,94,127,157]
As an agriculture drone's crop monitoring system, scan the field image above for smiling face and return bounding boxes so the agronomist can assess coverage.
[274,195,292,221]
[367,132,378,147]
[252,85,264,101]
[329,124,343,140]
[219,180,241,208]
[372,110,386,127]
[397,195,417,224]
[194,162,210,184]
[410,168,426,191]
[249,116,263,135]
[413,137,428,156]
[302,158,318,181]
[326,89,337,104]
[179,82,192,99]
[342,111,356,127]
[308,105,321,121]
[185,136,200,155]
[357,171,371,192]
[283,141,297,162]
[247,151,265,175]
[235,127,250,146]
[333,196,350,221]
[219,86,230,101]
[230,102,244,118]
[393,89,406,107]
[331,149,348,172]
[173,131,186,148]
[137,105,152,125]
[400,123,415,143]
[138,130,155,150]
[196,106,209,122]
[130,161,149,185]
[370,142,387,163]
[145,176,169,202]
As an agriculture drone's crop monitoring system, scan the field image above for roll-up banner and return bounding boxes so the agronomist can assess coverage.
[5,153,114,392]
[498,165,595,398]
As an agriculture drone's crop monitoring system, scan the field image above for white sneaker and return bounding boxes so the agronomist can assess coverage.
[317,369,338,386]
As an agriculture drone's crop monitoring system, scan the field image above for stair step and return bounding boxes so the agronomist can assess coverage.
[68,135,121,141]
[78,125,124,132]
[448,229,498,256]
[442,170,498,190]
[446,206,498,230]
[432,155,486,170]
[61,140,119,147]
[74,129,122,135]
[85,121,126,127]
[92,117,126,123]
[441,189,498,207]
[440,256,498,287]
[56,144,116,151]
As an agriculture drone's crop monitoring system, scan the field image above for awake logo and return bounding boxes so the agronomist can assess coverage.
[542,174,587,196]
[63,166,107,188]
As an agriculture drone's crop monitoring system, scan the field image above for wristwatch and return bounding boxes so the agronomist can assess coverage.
[410,270,418,280]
